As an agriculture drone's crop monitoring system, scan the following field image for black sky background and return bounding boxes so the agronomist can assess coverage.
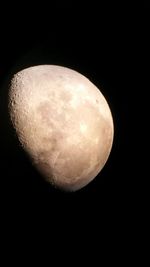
[0,4,148,259]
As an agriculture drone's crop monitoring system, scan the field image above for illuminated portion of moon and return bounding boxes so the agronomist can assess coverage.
[8,65,114,191]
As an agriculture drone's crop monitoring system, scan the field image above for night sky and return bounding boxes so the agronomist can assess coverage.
[0,4,147,258]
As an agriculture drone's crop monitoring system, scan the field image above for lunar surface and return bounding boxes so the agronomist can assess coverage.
[8,65,114,191]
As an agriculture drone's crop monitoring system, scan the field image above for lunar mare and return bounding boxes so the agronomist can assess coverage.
[8,65,114,191]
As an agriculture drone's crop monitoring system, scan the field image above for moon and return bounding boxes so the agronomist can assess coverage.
[8,65,114,191]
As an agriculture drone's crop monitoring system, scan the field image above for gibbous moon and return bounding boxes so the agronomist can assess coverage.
[8,65,114,191]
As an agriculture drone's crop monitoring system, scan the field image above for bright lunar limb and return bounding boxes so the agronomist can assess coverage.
[8,65,114,191]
